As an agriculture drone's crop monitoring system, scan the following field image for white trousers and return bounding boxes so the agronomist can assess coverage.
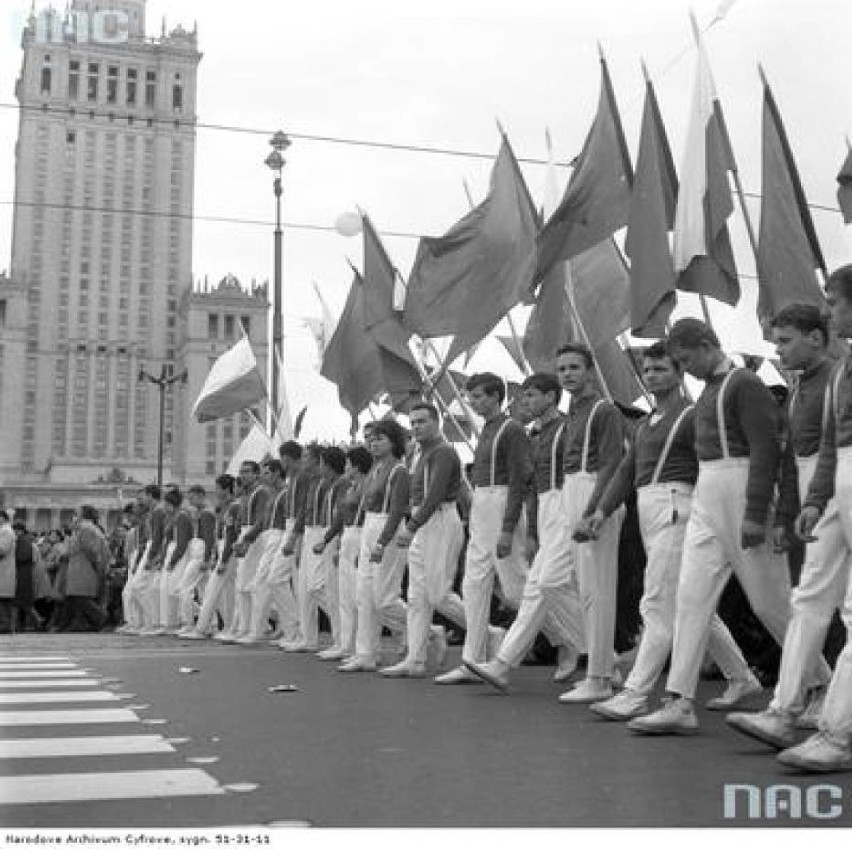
[564,472,624,678]
[498,488,587,668]
[667,459,791,699]
[248,526,300,642]
[176,539,206,628]
[121,546,145,629]
[405,504,466,665]
[625,484,752,695]
[195,548,235,636]
[231,529,269,637]
[338,526,361,655]
[460,487,529,665]
[355,513,408,663]
[134,543,161,629]
[818,448,852,743]
[157,542,185,629]
[771,454,846,713]
[246,530,283,639]
[299,526,340,648]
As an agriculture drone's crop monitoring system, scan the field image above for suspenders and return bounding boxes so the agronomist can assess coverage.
[382,463,405,514]
[715,369,740,460]
[550,421,566,492]
[581,400,607,474]
[650,405,694,486]
[489,419,512,487]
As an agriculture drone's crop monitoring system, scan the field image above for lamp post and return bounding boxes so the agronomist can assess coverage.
[265,131,291,430]
[138,363,188,488]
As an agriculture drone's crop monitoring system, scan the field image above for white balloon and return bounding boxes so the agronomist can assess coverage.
[334,211,363,237]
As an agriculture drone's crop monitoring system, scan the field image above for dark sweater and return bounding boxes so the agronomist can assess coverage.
[363,459,411,546]
[407,438,461,533]
[695,366,781,525]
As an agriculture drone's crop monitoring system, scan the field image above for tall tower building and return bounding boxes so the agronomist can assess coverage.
[0,1,205,528]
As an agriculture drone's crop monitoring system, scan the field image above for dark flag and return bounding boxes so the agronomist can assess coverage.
[837,142,852,225]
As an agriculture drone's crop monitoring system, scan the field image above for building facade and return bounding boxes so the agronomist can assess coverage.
[0,2,271,530]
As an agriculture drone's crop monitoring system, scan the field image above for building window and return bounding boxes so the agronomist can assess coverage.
[87,63,99,102]
[68,60,79,99]
[107,66,118,103]
[0,301,5,328]
[172,85,183,112]
[127,68,137,105]
[241,317,251,338]
[145,71,156,108]
[41,66,52,95]
[208,314,218,339]
[224,315,235,340]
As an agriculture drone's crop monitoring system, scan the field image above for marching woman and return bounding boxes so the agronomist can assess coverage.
[331,445,373,670]
[157,489,193,635]
[344,420,410,673]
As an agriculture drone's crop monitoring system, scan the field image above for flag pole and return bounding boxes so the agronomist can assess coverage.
[421,337,482,441]
[564,261,614,402]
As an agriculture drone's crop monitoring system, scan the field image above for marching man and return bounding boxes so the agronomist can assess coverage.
[727,305,837,749]
[629,319,791,736]
[176,485,217,636]
[463,372,586,692]
[382,402,465,679]
[437,373,532,685]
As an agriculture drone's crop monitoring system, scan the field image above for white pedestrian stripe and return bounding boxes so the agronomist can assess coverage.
[0,736,176,760]
[0,670,90,679]
[0,657,71,663]
[0,708,139,726]
[0,769,225,804]
[0,691,121,705]
[0,663,78,670]
[0,679,99,689]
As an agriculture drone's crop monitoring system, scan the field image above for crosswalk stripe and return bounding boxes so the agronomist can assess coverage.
[0,663,78,670]
[0,679,100,689]
[0,691,120,705]
[0,769,225,804]
[0,736,176,760]
[0,670,90,679]
[0,657,70,663]
[0,709,139,726]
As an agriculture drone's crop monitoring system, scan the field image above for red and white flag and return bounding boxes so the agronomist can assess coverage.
[192,336,266,423]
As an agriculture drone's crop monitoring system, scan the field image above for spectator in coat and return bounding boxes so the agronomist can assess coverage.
[0,511,15,633]
[64,506,109,632]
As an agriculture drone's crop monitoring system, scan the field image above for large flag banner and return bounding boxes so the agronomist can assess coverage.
[403,134,539,364]
[192,336,266,423]
[227,423,277,477]
[837,142,852,225]
[756,73,826,320]
[321,273,385,423]
[304,282,337,365]
[534,53,633,285]
[672,30,739,306]
[625,74,678,337]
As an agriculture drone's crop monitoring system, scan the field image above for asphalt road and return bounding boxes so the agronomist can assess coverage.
[1,632,850,829]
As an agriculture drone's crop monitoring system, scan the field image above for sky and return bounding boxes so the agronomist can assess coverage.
[1,0,851,441]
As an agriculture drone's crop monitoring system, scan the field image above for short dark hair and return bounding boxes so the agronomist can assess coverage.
[215,474,235,494]
[521,372,562,405]
[371,418,408,459]
[164,490,183,508]
[240,460,260,474]
[346,446,373,475]
[642,341,680,370]
[321,446,347,476]
[188,484,206,497]
[279,440,302,461]
[306,442,323,463]
[556,343,594,369]
[466,372,506,404]
[264,458,284,477]
[143,484,161,500]
[80,504,99,523]
[827,264,852,302]
[770,304,829,346]
[0,510,9,523]
[666,318,720,352]
[409,401,439,422]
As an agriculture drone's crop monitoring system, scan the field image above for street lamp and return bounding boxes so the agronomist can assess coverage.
[265,131,291,425]
[138,363,188,488]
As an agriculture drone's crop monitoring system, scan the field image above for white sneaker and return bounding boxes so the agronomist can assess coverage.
[559,677,613,705]
[434,665,482,685]
[795,686,827,730]
[628,697,699,736]
[777,732,852,773]
[706,675,762,711]
[726,708,797,750]
[282,641,318,653]
[590,689,649,721]
[213,630,237,642]
[317,646,349,662]
[462,659,510,693]
[338,658,377,673]
[553,645,579,683]
[235,634,262,645]
[180,629,208,641]
[380,660,427,679]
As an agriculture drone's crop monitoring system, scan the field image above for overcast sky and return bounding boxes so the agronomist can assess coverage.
[2,0,851,440]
